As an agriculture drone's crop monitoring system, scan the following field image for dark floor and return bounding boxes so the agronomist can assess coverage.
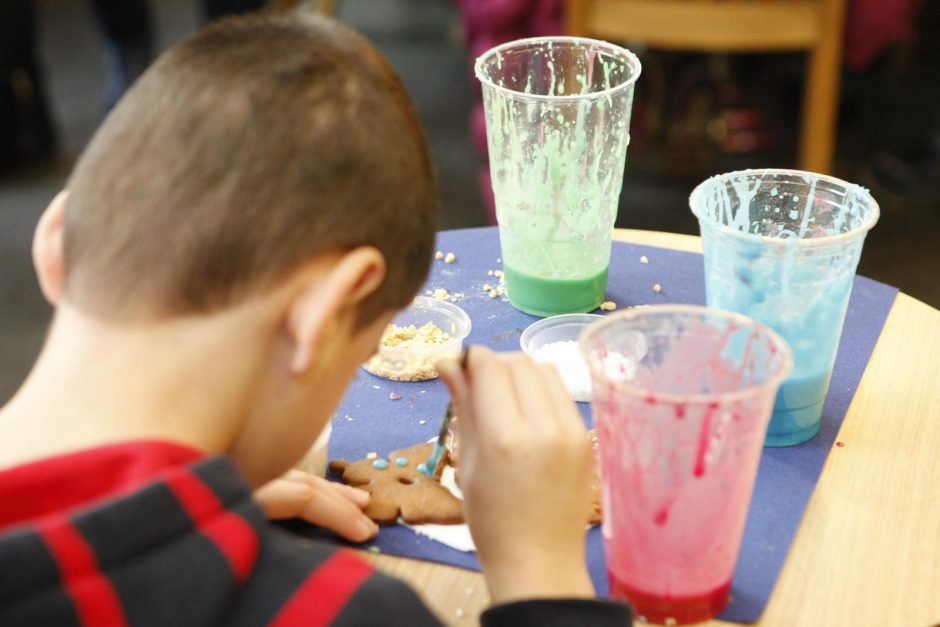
[1,0,939,403]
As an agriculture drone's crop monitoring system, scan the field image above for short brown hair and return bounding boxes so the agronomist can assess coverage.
[64,11,437,326]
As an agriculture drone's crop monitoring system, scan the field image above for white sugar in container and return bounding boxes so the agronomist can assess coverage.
[520,314,605,402]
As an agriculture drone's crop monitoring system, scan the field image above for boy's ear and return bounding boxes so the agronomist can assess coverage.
[287,246,386,374]
[33,191,68,306]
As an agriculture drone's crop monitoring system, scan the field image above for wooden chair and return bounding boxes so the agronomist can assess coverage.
[273,0,337,14]
[567,0,848,174]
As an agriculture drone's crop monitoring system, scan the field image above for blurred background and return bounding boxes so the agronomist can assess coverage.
[1,0,938,402]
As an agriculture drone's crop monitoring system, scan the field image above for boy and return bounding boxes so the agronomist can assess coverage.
[0,12,631,626]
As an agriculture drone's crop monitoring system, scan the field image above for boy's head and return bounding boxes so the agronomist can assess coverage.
[62,11,437,328]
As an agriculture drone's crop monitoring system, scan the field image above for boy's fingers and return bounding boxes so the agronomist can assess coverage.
[283,469,315,484]
[278,470,370,509]
[299,489,379,543]
[252,478,315,520]
[254,477,378,543]
[328,480,371,508]
[466,347,523,443]
[538,362,588,436]
[503,354,561,432]
[437,357,470,415]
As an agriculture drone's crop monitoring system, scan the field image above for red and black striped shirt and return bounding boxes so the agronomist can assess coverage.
[0,440,630,626]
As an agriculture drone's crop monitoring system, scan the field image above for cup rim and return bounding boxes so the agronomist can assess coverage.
[378,296,472,356]
[474,36,642,103]
[579,304,793,406]
[519,313,606,355]
[689,168,880,249]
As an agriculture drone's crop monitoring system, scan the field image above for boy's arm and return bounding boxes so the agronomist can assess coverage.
[438,348,632,622]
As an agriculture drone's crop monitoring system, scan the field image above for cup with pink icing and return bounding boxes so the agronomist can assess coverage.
[580,305,791,625]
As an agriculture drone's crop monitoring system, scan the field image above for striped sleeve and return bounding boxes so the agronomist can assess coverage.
[330,566,443,626]
[228,528,442,627]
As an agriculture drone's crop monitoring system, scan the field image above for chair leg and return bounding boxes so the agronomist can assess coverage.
[315,0,336,14]
[565,0,588,36]
[798,0,848,174]
[272,0,336,13]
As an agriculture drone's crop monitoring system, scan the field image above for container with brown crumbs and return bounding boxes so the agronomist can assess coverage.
[363,296,471,382]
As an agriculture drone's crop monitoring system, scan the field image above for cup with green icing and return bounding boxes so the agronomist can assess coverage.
[475,37,641,317]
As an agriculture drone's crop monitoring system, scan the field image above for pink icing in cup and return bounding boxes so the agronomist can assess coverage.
[580,305,791,624]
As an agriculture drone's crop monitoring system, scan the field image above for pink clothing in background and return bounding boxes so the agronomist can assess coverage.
[845,0,921,70]
[457,0,564,223]
[458,0,921,221]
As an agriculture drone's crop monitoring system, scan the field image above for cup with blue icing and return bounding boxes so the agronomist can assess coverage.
[690,169,879,446]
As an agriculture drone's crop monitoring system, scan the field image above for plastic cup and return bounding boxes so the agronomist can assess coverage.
[690,169,879,446]
[519,313,605,402]
[475,37,641,316]
[362,297,471,382]
[581,305,791,625]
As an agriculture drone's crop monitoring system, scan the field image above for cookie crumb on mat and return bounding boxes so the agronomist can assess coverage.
[599,300,617,311]
[653,283,663,293]
[640,255,649,264]
[425,287,464,303]
[434,251,444,260]
[389,392,402,401]
[444,252,456,264]
[483,271,508,299]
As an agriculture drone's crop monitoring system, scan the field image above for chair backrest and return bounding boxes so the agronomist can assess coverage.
[567,0,829,51]
[273,0,337,14]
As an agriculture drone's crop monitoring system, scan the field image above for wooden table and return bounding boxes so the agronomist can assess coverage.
[358,229,940,626]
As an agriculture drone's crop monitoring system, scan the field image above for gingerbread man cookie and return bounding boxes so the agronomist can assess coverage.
[329,442,464,525]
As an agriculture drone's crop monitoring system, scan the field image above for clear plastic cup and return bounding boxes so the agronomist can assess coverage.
[362,297,471,382]
[519,313,605,402]
[690,169,879,446]
[475,37,641,316]
[581,305,791,624]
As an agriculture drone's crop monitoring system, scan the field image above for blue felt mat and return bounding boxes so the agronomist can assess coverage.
[319,227,898,623]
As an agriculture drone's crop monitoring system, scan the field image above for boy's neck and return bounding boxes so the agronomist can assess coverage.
[0,302,275,473]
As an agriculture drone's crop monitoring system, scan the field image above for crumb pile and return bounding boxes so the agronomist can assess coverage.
[380,322,451,349]
[363,321,456,381]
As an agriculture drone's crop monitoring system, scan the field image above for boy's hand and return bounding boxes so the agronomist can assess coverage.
[437,347,596,604]
[253,470,379,542]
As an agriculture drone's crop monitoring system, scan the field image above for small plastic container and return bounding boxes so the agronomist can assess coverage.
[363,297,472,382]
[520,313,604,402]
